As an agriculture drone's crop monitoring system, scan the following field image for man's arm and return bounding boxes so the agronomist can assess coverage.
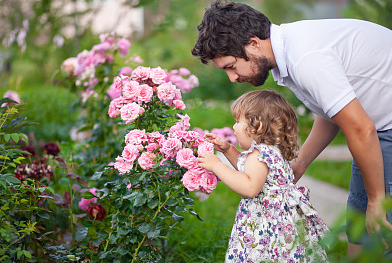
[291,116,340,183]
[332,98,386,232]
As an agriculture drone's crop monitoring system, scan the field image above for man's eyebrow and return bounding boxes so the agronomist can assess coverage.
[222,58,237,70]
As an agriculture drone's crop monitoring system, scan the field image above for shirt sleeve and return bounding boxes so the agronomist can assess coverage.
[254,144,282,171]
[293,50,356,118]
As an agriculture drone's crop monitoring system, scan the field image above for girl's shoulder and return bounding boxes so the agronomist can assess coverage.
[246,142,285,170]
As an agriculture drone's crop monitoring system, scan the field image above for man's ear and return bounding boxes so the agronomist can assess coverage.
[248,37,262,49]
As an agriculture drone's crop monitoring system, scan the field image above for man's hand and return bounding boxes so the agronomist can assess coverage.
[204,133,230,153]
[290,158,307,183]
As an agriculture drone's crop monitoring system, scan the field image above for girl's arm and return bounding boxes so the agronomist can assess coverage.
[198,150,268,198]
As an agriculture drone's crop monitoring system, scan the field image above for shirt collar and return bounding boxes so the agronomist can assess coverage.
[270,24,288,80]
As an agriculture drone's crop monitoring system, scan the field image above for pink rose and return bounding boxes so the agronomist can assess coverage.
[183,131,204,146]
[179,67,191,76]
[157,82,176,102]
[197,142,214,155]
[119,66,132,76]
[127,183,132,189]
[160,138,182,159]
[146,143,159,152]
[176,148,198,169]
[199,170,218,194]
[138,152,156,170]
[132,66,150,82]
[173,100,186,110]
[181,169,201,192]
[114,156,133,175]
[122,80,140,100]
[147,131,165,145]
[107,84,122,100]
[113,76,124,91]
[177,114,190,129]
[120,102,144,123]
[78,187,98,211]
[117,38,131,57]
[108,97,124,118]
[122,144,140,163]
[138,84,153,103]
[125,129,147,145]
[150,66,167,85]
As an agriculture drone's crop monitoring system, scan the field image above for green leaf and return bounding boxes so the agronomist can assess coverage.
[134,194,146,207]
[147,229,160,239]
[75,227,88,241]
[37,211,50,220]
[138,224,152,233]
[171,213,184,222]
[147,199,159,209]
[3,175,21,185]
[10,133,21,143]
[91,171,104,180]
[82,191,97,199]
[4,134,10,142]
[23,250,32,259]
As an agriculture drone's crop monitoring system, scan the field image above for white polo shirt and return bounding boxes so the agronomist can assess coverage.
[270,19,392,131]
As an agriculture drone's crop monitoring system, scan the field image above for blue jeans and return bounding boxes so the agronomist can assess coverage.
[346,128,392,244]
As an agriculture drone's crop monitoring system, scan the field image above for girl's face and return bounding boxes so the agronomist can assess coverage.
[233,116,257,150]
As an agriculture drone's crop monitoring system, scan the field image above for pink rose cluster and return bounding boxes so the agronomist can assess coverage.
[167,67,199,93]
[108,66,186,124]
[113,114,219,194]
[79,188,98,211]
[61,33,132,89]
[194,127,238,146]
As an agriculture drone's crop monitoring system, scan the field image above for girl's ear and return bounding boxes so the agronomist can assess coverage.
[256,122,263,134]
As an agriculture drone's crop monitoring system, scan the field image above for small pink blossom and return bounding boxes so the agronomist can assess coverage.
[122,144,140,163]
[117,38,131,57]
[122,80,140,100]
[146,143,159,152]
[120,102,144,123]
[79,188,98,211]
[173,100,186,110]
[119,66,132,75]
[147,131,165,145]
[125,129,147,145]
[138,152,156,170]
[176,148,198,169]
[181,169,201,192]
[2,90,22,107]
[132,66,150,82]
[160,138,182,159]
[107,84,122,99]
[114,156,133,175]
[179,67,191,76]
[108,97,124,118]
[138,84,153,103]
[127,183,132,189]
[197,141,214,155]
[113,76,123,91]
[199,170,218,194]
[157,82,176,102]
[150,66,167,85]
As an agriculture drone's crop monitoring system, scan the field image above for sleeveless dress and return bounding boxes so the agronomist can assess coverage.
[225,142,329,263]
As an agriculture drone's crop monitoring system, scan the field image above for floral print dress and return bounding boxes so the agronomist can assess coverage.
[225,142,329,263]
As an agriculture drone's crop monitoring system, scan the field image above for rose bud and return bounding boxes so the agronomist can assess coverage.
[87,204,107,221]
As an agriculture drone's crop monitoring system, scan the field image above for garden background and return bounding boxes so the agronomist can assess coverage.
[1,0,391,262]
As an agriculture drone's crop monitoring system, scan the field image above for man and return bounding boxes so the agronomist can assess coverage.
[191,0,392,256]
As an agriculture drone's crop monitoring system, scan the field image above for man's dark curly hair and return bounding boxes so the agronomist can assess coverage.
[192,1,271,64]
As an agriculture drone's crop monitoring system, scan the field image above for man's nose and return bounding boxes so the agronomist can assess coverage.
[226,71,238,83]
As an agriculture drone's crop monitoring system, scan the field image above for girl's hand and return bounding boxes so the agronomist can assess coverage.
[204,133,230,153]
[198,152,222,172]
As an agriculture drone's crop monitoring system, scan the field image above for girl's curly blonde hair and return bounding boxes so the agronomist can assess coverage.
[231,90,299,161]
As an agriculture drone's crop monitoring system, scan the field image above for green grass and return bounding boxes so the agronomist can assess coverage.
[305,160,352,191]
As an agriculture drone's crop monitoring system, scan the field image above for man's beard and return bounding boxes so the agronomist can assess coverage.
[238,56,273,86]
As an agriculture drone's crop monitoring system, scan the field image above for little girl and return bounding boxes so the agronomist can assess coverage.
[198,90,329,263]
